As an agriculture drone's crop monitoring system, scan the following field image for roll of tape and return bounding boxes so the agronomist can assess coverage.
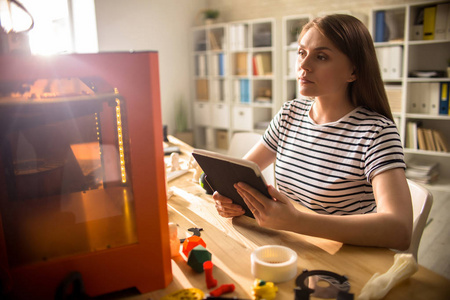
[251,245,298,283]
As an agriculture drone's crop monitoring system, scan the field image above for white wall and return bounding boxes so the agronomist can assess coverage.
[95,0,206,135]
[205,0,428,22]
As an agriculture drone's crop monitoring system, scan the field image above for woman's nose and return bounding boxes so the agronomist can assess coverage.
[298,55,311,72]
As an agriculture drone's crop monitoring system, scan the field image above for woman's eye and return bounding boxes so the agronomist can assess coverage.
[317,54,327,61]
[298,50,306,57]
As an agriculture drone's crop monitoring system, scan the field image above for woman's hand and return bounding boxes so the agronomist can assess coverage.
[212,191,246,218]
[235,182,299,230]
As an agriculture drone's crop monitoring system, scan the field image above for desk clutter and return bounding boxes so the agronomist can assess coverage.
[161,139,439,300]
[167,218,357,300]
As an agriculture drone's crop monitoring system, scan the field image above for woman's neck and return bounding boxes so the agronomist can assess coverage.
[309,97,356,124]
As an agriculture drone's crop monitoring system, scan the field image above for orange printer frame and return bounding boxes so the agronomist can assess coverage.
[0,52,172,298]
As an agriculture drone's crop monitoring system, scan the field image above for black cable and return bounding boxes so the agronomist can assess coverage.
[7,0,34,33]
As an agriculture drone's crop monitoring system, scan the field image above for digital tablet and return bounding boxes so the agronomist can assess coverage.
[192,148,270,218]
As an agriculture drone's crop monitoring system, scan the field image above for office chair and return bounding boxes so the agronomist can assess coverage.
[227,132,275,187]
[404,179,433,261]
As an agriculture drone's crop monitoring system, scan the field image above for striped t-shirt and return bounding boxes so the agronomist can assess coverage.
[262,98,405,215]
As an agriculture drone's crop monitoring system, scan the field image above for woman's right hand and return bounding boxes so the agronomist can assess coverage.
[212,191,246,218]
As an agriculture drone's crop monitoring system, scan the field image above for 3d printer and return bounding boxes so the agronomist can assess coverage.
[0,52,172,299]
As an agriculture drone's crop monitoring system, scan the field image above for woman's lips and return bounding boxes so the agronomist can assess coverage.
[299,77,313,84]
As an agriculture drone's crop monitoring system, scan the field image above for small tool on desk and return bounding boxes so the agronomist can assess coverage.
[294,270,353,300]
[180,227,203,243]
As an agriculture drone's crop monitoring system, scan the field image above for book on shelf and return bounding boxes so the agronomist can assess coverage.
[239,79,250,103]
[423,128,436,152]
[433,130,449,152]
[406,121,418,150]
[229,24,248,51]
[253,53,272,76]
[219,53,225,76]
[196,54,208,77]
[234,52,247,76]
[405,159,439,184]
[385,84,402,113]
[209,32,221,50]
[417,127,427,150]
[406,121,448,153]
[211,53,225,76]
[210,80,225,101]
[196,79,209,100]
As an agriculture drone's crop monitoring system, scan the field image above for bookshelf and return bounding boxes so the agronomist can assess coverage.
[191,18,277,152]
[371,1,450,191]
[281,15,313,103]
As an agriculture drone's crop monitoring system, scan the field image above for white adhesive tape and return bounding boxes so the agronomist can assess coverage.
[251,245,298,283]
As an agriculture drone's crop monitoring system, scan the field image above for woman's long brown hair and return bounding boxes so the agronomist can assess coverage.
[300,14,394,121]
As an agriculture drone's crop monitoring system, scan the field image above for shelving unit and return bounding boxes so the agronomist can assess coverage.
[281,14,313,103]
[371,1,450,191]
[191,18,277,152]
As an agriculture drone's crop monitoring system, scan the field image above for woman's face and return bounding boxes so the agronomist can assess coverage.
[297,27,355,99]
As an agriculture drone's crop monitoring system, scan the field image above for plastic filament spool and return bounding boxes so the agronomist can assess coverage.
[251,245,298,283]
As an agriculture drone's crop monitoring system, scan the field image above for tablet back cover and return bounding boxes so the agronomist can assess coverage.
[192,149,270,218]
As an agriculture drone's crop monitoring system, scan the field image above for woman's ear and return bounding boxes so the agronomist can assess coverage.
[348,69,357,82]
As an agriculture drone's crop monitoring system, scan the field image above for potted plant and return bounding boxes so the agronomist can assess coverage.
[203,9,219,25]
[174,97,193,145]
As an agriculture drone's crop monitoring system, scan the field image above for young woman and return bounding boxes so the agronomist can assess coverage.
[213,14,412,251]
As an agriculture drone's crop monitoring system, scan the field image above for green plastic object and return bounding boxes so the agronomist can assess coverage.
[187,245,212,273]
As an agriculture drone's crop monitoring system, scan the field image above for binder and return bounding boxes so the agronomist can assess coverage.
[434,3,450,40]
[375,11,386,42]
[376,47,390,79]
[423,6,436,40]
[388,46,403,79]
[429,83,440,115]
[408,83,426,113]
[439,82,449,115]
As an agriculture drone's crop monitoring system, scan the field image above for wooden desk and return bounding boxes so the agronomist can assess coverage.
[148,137,450,299]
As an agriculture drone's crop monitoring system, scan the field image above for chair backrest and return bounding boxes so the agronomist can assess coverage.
[405,179,433,260]
[228,132,275,186]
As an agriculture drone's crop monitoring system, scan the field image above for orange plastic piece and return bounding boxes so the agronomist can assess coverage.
[203,260,217,289]
[182,236,206,257]
[210,284,235,297]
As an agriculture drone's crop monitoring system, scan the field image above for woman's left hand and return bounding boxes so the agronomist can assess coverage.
[234,182,299,230]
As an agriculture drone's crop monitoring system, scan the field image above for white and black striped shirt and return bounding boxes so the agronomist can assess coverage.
[262,99,405,215]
